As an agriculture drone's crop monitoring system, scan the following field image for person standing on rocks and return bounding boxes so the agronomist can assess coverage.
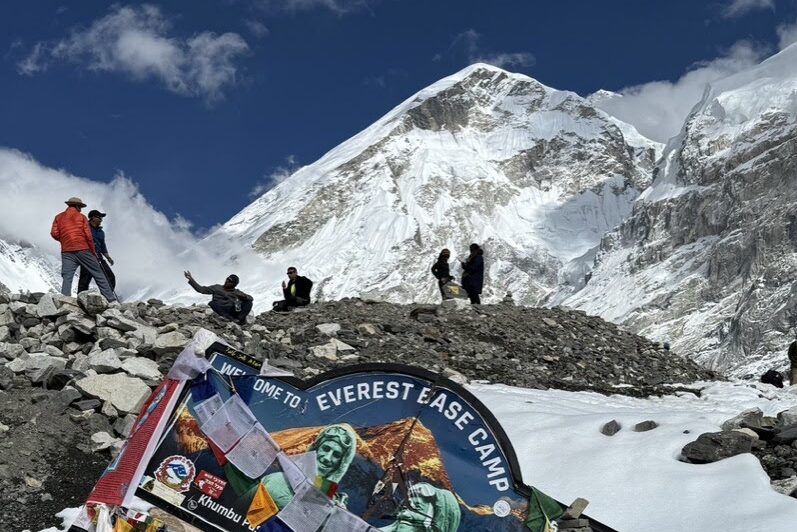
[431,248,452,299]
[77,210,116,295]
[273,266,313,312]
[789,340,797,385]
[50,197,117,302]
[184,271,253,324]
[460,243,484,304]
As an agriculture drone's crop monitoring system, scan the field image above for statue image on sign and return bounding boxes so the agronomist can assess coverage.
[259,423,358,508]
[380,482,461,532]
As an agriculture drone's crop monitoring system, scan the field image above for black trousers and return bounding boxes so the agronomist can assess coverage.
[272,296,309,312]
[77,256,116,293]
[468,292,481,304]
[210,299,253,324]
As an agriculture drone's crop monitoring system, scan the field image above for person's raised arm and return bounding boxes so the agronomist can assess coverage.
[184,271,212,294]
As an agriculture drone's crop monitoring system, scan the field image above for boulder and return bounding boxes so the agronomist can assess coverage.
[66,313,96,335]
[721,407,764,431]
[601,420,621,436]
[114,414,137,438]
[121,357,162,380]
[0,326,9,343]
[0,342,25,360]
[356,323,380,336]
[74,373,151,413]
[153,331,189,355]
[0,308,15,327]
[310,342,338,361]
[331,339,356,352]
[773,424,797,444]
[634,420,659,432]
[0,365,14,390]
[90,432,119,452]
[681,431,753,463]
[103,309,140,332]
[316,323,341,336]
[77,291,109,316]
[87,349,123,373]
[771,476,797,496]
[777,406,797,428]
[36,293,65,318]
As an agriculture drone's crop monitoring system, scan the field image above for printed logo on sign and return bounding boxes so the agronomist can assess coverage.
[154,455,196,493]
[195,470,227,499]
[493,499,511,517]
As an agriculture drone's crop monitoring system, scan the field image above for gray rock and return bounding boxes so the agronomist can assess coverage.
[153,331,188,355]
[87,349,123,373]
[121,357,162,380]
[331,338,355,352]
[0,365,14,390]
[356,323,380,336]
[103,309,140,332]
[66,313,96,335]
[316,323,341,336]
[74,373,151,413]
[35,293,64,318]
[681,431,753,463]
[773,424,797,444]
[721,407,763,431]
[74,399,101,411]
[601,420,621,436]
[440,298,470,311]
[90,431,118,452]
[101,400,119,419]
[0,326,10,342]
[71,353,90,372]
[310,342,338,361]
[732,428,759,440]
[777,406,797,428]
[634,420,658,432]
[771,476,797,496]
[113,414,137,438]
[0,309,15,327]
[51,387,83,410]
[77,291,109,316]
[442,367,468,385]
[0,342,25,360]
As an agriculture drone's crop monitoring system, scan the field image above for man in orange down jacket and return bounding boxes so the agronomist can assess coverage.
[50,197,117,301]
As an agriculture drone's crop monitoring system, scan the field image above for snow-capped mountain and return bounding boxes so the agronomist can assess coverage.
[208,63,661,305]
[564,44,797,376]
[0,238,60,294]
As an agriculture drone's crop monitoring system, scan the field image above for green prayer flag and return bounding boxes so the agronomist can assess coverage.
[525,486,566,532]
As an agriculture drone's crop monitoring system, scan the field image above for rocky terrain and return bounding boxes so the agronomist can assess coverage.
[0,290,715,530]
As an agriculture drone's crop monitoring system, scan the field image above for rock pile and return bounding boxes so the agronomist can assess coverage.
[680,407,797,497]
[0,291,716,529]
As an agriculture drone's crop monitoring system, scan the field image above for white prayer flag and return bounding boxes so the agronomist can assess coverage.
[226,423,280,479]
[291,451,318,481]
[277,452,308,491]
[277,481,334,531]
[194,393,224,425]
[200,394,256,452]
[321,507,373,532]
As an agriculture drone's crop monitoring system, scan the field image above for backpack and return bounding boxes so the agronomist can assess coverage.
[761,369,784,388]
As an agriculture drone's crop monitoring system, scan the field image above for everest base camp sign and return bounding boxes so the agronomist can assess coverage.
[134,342,611,531]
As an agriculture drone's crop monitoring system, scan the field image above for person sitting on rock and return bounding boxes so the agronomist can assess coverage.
[431,248,452,299]
[184,271,253,324]
[273,266,313,312]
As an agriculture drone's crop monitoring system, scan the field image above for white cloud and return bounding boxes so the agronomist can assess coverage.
[19,5,249,102]
[722,0,774,18]
[591,41,767,143]
[249,155,300,198]
[244,19,269,38]
[0,147,263,302]
[777,20,797,50]
[257,0,369,15]
[441,29,534,71]
[474,52,535,69]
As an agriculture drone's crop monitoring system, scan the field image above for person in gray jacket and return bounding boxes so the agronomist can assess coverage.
[184,271,253,324]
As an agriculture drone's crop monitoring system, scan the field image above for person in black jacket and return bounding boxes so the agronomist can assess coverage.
[77,210,116,294]
[431,248,452,299]
[273,266,313,312]
[184,271,254,324]
[460,243,484,304]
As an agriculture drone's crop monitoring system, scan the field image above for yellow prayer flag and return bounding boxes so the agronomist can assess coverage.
[113,519,134,532]
[247,483,278,527]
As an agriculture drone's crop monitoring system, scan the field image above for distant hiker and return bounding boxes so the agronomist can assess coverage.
[460,243,484,305]
[77,209,116,294]
[273,267,313,312]
[789,340,797,385]
[431,248,452,299]
[50,197,116,302]
[184,271,253,324]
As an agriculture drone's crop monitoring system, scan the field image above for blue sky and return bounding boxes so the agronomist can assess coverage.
[2,0,796,231]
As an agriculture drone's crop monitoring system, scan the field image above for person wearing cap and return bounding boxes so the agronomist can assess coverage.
[183,271,253,324]
[50,197,116,302]
[77,209,116,293]
[272,267,313,312]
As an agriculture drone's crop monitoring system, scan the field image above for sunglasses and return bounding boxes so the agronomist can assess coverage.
[287,271,297,275]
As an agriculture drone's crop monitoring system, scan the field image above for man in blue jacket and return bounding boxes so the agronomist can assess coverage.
[77,210,116,293]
